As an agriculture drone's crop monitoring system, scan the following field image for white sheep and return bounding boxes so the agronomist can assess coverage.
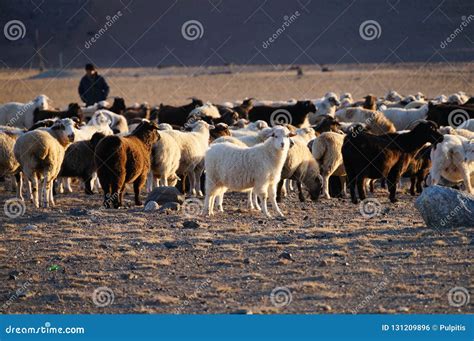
[447,92,469,105]
[0,127,24,197]
[210,137,260,211]
[385,90,403,102]
[81,100,110,119]
[381,104,429,131]
[218,127,273,147]
[308,93,340,124]
[311,132,346,199]
[204,126,292,217]
[14,118,76,207]
[335,107,396,134]
[90,109,128,134]
[459,119,474,132]
[147,130,182,191]
[439,126,474,140]
[188,102,221,120]
[0,95,50,128]
[164,120,213,196]
[430,134,474,193]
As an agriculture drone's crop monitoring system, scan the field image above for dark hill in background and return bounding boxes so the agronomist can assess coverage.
[0,0,473,69]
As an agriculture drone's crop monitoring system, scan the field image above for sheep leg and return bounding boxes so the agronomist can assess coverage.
[269,184,284,217]
[415,172,425,193]
[216,192,224,212]
[41,173,49,208]
[15,173,23,201]
[253,192,261,211]
[409,175,416,196]
[288,180,294,191]
[49,181,55,207]
[31,174,39,208]
[369,179,375,193]
[146,172,154,192]
[380,178,386,189]
[84,176,94,195]
[195,167,204,197]
[133,176,146,206]
[340,176,347,198]
[110,183,120,209]
[64,178,73,193]
[255,186,270,217]
[460,165,473,194]
[297,181,305,202]
[280,179,287,198]
[347,173,358,204]
[322,174,331,199]
[57,178,64,194]
[247,190,254,210]
[356,176,366,201]
[204,188,218,216]
[187,171,196,196]
[276,179,284,203]
[387,169,401,203]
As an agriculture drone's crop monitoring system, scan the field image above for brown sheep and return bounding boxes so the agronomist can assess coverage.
[94,120,160,208]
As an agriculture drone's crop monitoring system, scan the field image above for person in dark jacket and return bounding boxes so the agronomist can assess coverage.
[78,63,110,106]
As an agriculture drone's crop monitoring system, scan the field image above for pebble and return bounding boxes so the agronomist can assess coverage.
[158,202,180,212]
[278,251,295,262]
[231,309,253,315]
[21,225,37,232]
[182,220,200,229]
[144,201,160,211]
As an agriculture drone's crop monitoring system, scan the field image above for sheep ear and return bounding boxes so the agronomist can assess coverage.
[209,125,215,130]
[289,132,297,137]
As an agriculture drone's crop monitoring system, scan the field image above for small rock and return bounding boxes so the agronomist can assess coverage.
[21,225,37,232]
[317,304,332,311]
[318,260,328,267]
[158,202,180,212]
[144,201,159,212]
[398,306,410,312]
[145,187,185,205]
[164,241,178,249]
[8,270,21,280]
[182,220,200,229]
[68,208,89,216]
[303,215,309,220]
[257,220,264,225]
[243,258,251,264]
[231,309,253,315]
[278,251,295,262]
[121,273,138,280]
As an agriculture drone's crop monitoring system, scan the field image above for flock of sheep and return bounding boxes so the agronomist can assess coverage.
[0,89,473,217]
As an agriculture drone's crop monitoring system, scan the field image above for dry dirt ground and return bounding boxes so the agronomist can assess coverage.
[0,64,473,314]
